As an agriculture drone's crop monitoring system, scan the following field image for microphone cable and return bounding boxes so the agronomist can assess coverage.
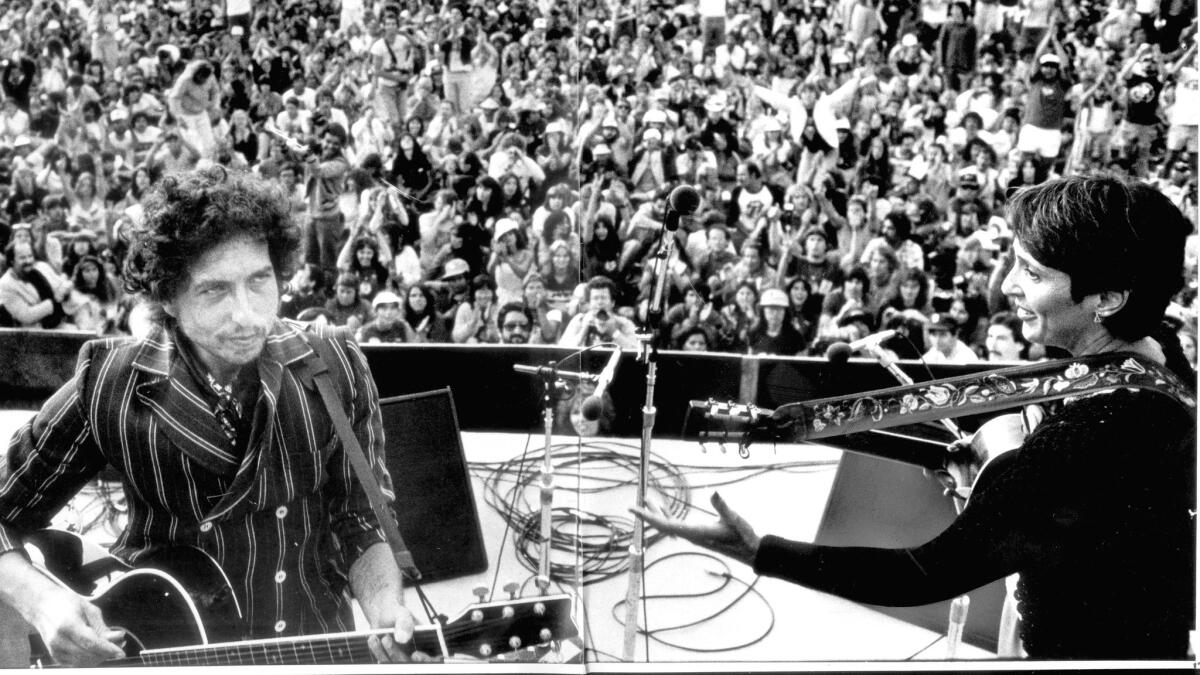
[608,551,776,654]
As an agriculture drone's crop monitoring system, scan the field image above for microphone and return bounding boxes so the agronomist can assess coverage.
[580,347,621,421]
[513,364,599,383]
[662,185,700,232]
[823,329,898,363]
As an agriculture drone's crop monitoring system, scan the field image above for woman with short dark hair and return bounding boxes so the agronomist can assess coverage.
[636,174,1196,660]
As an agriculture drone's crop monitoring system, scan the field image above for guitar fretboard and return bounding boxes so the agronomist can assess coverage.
[139,629,391,666]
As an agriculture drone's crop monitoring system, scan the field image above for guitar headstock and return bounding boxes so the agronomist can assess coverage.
[424,594,577,660]
[689,399,777,455]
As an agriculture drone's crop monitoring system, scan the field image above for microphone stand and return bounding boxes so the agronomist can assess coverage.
[864,342,969,658]
[621,218,676,661]
[533,362,566,596]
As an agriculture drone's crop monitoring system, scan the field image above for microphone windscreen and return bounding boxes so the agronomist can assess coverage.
[825,341,853,364]
[668,185,701,215]
[580,395,605,421]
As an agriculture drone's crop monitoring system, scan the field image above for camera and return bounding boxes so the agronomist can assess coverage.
[595,309,610,322]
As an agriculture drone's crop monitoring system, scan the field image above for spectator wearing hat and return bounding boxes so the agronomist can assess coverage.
[923,311,979,362]
[488,217,534,306]
[628,127,676,204]
[323,271,372,332]
[431,256,472,327]
[748,287,807,355]
[1017,35,1072,160]
[359,290,416,343]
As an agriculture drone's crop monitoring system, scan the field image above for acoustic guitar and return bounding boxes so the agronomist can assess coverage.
[24,529,577,667]
[690,354,1195,498]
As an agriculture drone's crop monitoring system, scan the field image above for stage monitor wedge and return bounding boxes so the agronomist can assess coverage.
[378,388,488,583]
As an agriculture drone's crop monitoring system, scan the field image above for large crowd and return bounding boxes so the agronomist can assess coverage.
[0,0,1196,367]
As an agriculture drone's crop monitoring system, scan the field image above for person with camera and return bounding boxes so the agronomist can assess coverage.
[370,10,417,125]
[558,276,639,348]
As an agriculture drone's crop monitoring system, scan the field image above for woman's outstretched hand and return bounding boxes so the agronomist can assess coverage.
[631,492,762,568]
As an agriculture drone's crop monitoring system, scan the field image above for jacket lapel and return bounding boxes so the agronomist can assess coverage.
[132,326,241,475]
[204,320,318,522]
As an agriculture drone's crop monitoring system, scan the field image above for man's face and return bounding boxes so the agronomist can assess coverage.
[588,287,613,313]
[986,324,1023,361]
[500,309,531,344]
[930,328,955,354]
[10,243,35,279]
[336,284,356,305]
[165,237,279,381]
[708,229,728,253]
[375,302,401,328]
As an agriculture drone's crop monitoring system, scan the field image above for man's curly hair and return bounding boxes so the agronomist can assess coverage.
[123,168,301,317]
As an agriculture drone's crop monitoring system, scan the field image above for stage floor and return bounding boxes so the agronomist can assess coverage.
[0,411,993,664]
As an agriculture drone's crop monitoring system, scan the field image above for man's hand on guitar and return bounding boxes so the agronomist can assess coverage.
[361,595,434,663]
[631,492,762,568]
[34,587,125,666]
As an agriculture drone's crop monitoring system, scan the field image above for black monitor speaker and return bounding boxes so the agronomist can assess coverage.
[378,388,488,582]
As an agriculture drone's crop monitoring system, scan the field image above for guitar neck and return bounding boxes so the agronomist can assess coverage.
[137,625,457,666]
[765,354,1194,447]
[137,628,388,666]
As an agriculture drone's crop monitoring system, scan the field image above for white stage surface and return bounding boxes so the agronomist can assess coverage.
[0,411,993,665]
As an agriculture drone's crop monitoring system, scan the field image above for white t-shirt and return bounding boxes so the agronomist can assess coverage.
[1172,67,1200,127]
[736,185,777,234]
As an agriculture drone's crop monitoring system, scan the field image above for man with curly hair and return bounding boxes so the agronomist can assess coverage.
[0,169,422,666]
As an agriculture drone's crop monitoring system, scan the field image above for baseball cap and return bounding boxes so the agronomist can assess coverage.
[1038,53,1061,66]
[901,33,918,48]
[372,290,402,308]
[759,288,789,308]
[642,127,662,142]
[442,258,470,279]
[958,171,980,188]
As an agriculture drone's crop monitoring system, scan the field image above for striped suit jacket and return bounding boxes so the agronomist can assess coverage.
[0,319,394,639]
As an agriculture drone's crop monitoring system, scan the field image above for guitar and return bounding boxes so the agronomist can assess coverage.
[691,354,1195,499]
[24,529,578,667]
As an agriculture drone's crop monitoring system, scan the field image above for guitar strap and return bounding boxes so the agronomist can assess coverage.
[770,353,1196,444]
[291,328,421,583]
[310,369,422,582]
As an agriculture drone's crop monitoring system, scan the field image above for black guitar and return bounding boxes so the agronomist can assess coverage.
[24,530,577,667]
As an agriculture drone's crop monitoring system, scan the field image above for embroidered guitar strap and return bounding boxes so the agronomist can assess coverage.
[763,353,1196,444]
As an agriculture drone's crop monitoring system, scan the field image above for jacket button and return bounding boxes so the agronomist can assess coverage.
[276,506,288,519]
[199,522,213,533]
[274,570,287,583]
[274,620,286,633]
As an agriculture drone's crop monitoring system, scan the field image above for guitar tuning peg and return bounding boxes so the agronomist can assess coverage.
[479,644,493,658]
[508,636,522,650]
[539,628,553,643]
[503,581,519,600]
[738,442,750,459]
[472,585,488,603]
[533,602,546,616]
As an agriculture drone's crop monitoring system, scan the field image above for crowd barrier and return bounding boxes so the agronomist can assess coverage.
[0,328,998,437]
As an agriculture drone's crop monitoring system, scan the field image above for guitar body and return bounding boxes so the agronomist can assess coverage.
[25,530,579,667]
[25,530,243,664]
